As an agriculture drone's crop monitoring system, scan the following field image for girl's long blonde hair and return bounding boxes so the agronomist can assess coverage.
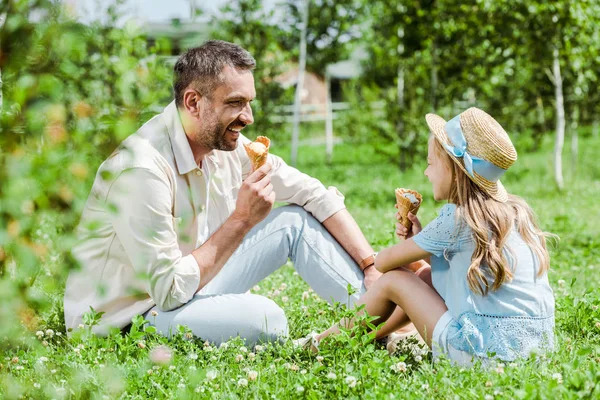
[432,137,555,296]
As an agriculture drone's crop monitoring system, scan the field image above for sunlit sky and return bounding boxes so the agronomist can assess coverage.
[72,0,277,24]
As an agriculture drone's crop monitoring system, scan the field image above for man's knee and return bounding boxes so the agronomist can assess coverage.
[246,296,288,343]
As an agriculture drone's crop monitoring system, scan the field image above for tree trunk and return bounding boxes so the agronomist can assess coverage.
[396,64,406,170]
[396,27,406,171]
[552,47,565,190]
[430,39,438,112]
[325,70,333,164]
[290,0,309,167]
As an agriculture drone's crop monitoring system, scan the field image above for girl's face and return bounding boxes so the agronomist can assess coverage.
[425,136,453,201]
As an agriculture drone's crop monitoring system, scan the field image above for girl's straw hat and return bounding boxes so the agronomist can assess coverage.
[425,107,517,202]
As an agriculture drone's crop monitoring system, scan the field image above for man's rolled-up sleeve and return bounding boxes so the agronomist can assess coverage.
[106,168,200,311]
[267,154,346,222]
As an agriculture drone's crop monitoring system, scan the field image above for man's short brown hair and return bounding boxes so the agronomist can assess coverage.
[173,40,256,107]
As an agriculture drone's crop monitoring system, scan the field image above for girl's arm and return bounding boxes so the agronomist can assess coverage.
[375,238,432,274]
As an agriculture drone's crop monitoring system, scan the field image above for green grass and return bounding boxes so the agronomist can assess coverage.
[1,135,600,399]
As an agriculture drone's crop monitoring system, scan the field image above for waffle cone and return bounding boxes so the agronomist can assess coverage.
[244,136,271,171]
[395,188,422,229]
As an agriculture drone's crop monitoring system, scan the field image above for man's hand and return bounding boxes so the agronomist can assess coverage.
[231,163,276,228]
[363,264,382,289]
[395,212,422,240]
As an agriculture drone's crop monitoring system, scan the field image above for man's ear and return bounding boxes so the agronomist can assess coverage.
[182,89,202,116]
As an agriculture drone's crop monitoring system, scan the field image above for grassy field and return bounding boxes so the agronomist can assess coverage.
[1,134,600,399]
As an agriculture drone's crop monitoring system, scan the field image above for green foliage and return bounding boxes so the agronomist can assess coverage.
[2,0,600,398]
[0,0,172,343]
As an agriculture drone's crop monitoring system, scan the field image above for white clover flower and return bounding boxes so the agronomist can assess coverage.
[552,372,563,384]
[248,352,255,360]
[302,291,310,300]
[421,384,429,390]
[239,346,248,353]
[557,279,565,287]
[78,324,85,329]
[33,383,41,389]
[345,375,357,388]
[73,348,81,354]
[235,354,244,362]
[289,364,299,371]
[316,356,324,362]
[273,290,281,297]
[509,362,518,368]
[36,331,44,338]
[281,296,289,303]
[206,369,218,381]
[51,369,57,374]
[220,342,229,350]
[254,345,264,352]
[237,378,248,387]
[42,340,49,347]
[177,383,186,389]
[45,329,54,338]
[137,342,146,349]
[247,370,258,381]
[55,332,62,337]
[415,355,422,362]
[188,353,198,360]
[300,369,307,375]
[151,310,159,317]
[16,365,24,370]
[495,365,504,374]
[253,285,261,291]
[595,321,600,329]
[210,356,217,361]
[326,372,337,380]
[296,385,305,393]
[484,395,494,400]
[301,305,308,312]
[204,346,214,352]
[279,283,287,290]
[485,381,493,387]
[169,365,176,370]
[189,365,197,371]
[391,362,407,373]
[38,356,48,363]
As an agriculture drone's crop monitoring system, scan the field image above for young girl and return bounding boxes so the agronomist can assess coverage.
[301,107,555,364]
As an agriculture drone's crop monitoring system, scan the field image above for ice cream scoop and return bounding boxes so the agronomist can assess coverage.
[244,136,271,171]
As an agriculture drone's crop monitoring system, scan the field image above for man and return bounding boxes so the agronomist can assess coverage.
[64,40,382,344]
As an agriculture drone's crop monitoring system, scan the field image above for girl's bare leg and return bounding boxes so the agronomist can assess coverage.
[317,268,446,346]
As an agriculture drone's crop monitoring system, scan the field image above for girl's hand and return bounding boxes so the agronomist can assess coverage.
[395,212,422,240]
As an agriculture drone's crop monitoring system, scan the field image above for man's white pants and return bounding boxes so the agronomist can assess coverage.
[145,205,365,346]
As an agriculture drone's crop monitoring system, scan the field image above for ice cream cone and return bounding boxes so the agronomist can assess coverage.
[395,188,422,229]
[244,136,271,171]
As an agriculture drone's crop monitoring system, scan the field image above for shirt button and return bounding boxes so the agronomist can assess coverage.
[195,169,203,176]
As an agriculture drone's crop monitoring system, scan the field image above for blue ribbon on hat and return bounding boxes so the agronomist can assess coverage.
[443,115,507,182]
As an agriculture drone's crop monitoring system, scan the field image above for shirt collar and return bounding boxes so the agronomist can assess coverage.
[164,101,199,175]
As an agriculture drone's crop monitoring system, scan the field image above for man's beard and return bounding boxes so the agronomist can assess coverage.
[198,111,237,152]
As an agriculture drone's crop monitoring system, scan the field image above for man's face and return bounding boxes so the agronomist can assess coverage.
[196,65,256,151]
